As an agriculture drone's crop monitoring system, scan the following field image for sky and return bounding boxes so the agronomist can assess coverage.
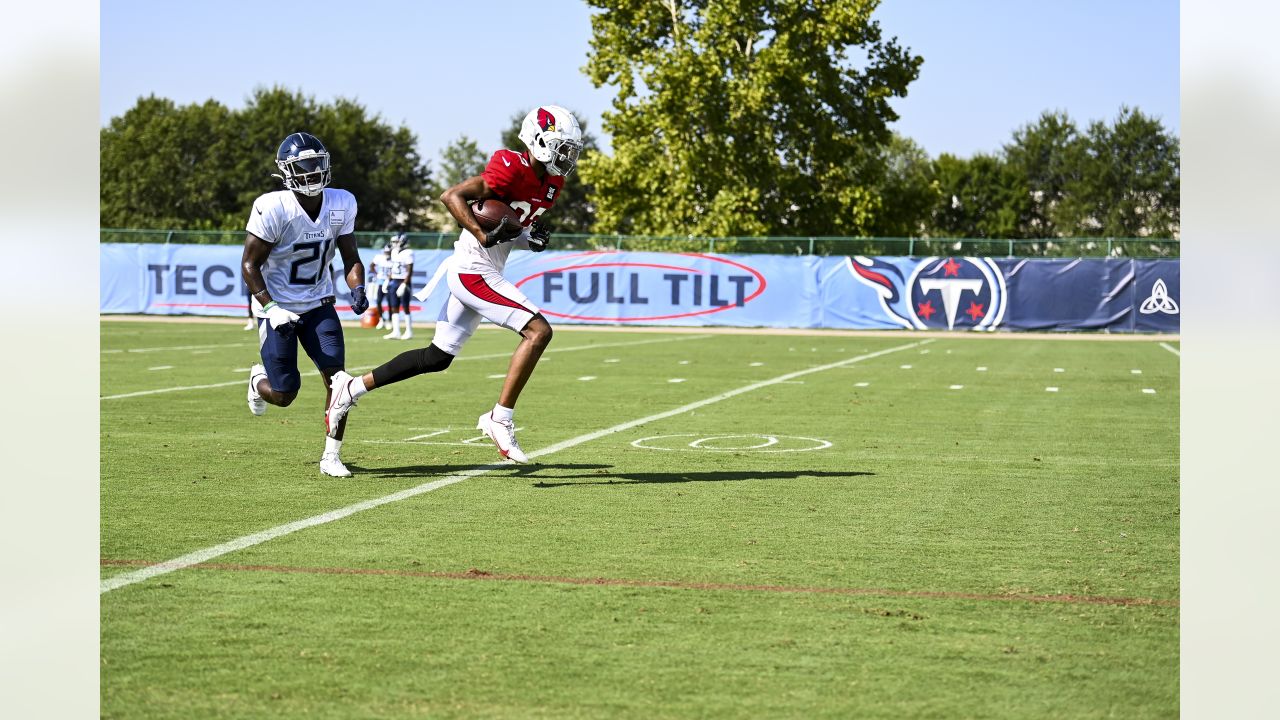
[100,0,1179,166]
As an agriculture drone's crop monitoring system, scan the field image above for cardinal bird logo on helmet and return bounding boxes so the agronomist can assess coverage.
[537,108,557,132]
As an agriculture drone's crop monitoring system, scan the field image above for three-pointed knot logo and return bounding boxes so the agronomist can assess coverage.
[1139,278,1179,315]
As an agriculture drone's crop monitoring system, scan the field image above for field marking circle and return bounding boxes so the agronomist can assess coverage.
[631,433,832,453]
[689,435,779,450]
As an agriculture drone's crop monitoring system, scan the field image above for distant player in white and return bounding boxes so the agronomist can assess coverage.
[368,239,393,329]
[383,234,415,340]
[242,132,369,477]
[325,106,584,463]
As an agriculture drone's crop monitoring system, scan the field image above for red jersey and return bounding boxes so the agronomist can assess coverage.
[481,149,564,228]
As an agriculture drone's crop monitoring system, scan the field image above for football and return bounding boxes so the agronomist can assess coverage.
[470,199,522,239]
[360,308,380,328]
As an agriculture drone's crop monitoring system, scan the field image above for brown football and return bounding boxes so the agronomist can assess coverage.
[469,199,522,239]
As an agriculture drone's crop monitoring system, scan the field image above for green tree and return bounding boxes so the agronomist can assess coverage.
[1061,107,1180,237]
[500,109,600,234]
[102,87,432,231]
[1003,110,1083,238]
[436,134,488,189]
[929,153,1030,239]
[421,134,488,232]
[582,0,921,237]
[100,96,238,229]
[865,134,940,238]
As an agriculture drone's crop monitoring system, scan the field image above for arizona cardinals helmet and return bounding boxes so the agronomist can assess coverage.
[518,106,584,177]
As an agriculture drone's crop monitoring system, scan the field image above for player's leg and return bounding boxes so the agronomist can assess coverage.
[400,281,414,341]
[248,319,301,412]
[297,304,352,477]
[498,315,552,410]
[373,286,387,329]
[323,294,477,438]
[448,271,547,463]
[244,300,255,331]
[384,280,403,339]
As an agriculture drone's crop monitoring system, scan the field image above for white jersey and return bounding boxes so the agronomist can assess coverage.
[452,228,532,275]
[388,247,415,280]
[246,188,357,315]
[370,252,393,290]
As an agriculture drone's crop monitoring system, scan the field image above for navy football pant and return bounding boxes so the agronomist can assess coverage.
[387,279,411,313]
[257,302,345,394]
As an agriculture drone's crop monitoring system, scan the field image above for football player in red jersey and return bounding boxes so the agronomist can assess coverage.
[323,106,584,463]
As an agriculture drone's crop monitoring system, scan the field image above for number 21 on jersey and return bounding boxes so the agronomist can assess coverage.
[289,238,334,284]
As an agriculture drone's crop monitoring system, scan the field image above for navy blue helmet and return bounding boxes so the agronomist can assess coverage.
[274,132,331,196]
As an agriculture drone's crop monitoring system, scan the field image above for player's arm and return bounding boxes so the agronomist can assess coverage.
[242,233,299,329]
[336,233,365,290]
[241,233,275,307]
[336,232,369,315]
[440,175,510,248]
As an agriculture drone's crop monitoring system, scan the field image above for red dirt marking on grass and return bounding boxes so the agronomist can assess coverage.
[100,558,1177,608]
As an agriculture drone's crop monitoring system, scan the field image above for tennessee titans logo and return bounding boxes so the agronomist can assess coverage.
[849,256,1007,330]
[537,108,557,132]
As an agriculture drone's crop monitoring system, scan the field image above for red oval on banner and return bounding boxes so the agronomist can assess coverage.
[514,253,768,322]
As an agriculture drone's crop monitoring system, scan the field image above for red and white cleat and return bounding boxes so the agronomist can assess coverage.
[476,412,529,463]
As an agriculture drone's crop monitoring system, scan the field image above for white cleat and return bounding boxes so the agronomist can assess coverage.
[400,329,414,341]
[319,452,352,477]
[375,319,386,330]
[325,370,359,438]
[383,329,401,340]
[243,318,256,330]
[477,412,529,463]
[247,364,267,416]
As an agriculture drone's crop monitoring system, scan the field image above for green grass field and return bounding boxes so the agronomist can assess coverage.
[100,319,1179,719]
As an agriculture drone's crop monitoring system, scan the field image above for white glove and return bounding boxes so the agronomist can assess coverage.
[397,282,409,298]
[263,302,300,330]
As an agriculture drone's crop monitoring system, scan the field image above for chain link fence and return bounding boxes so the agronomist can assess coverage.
[100,229,1180,258]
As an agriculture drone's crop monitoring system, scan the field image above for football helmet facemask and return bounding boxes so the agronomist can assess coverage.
[518,106,584,177]
[274,132,331,197]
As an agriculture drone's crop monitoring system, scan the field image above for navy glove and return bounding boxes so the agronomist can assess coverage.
[529,219,552,252]
[350,285,369,315]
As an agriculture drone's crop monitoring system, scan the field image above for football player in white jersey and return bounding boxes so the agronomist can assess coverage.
[384,234,415,340]
[324,106,584,464]
[368,239,393,329]
[241,132,369,478]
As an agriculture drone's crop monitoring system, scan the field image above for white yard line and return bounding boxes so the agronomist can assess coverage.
[100,338,931,594]
[101,341,255,355]
[1159,342,1180,357]
[100,335,711,401]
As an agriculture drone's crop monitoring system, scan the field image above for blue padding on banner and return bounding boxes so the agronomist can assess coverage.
[98,243,453,318]
[101,245,1179,332]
